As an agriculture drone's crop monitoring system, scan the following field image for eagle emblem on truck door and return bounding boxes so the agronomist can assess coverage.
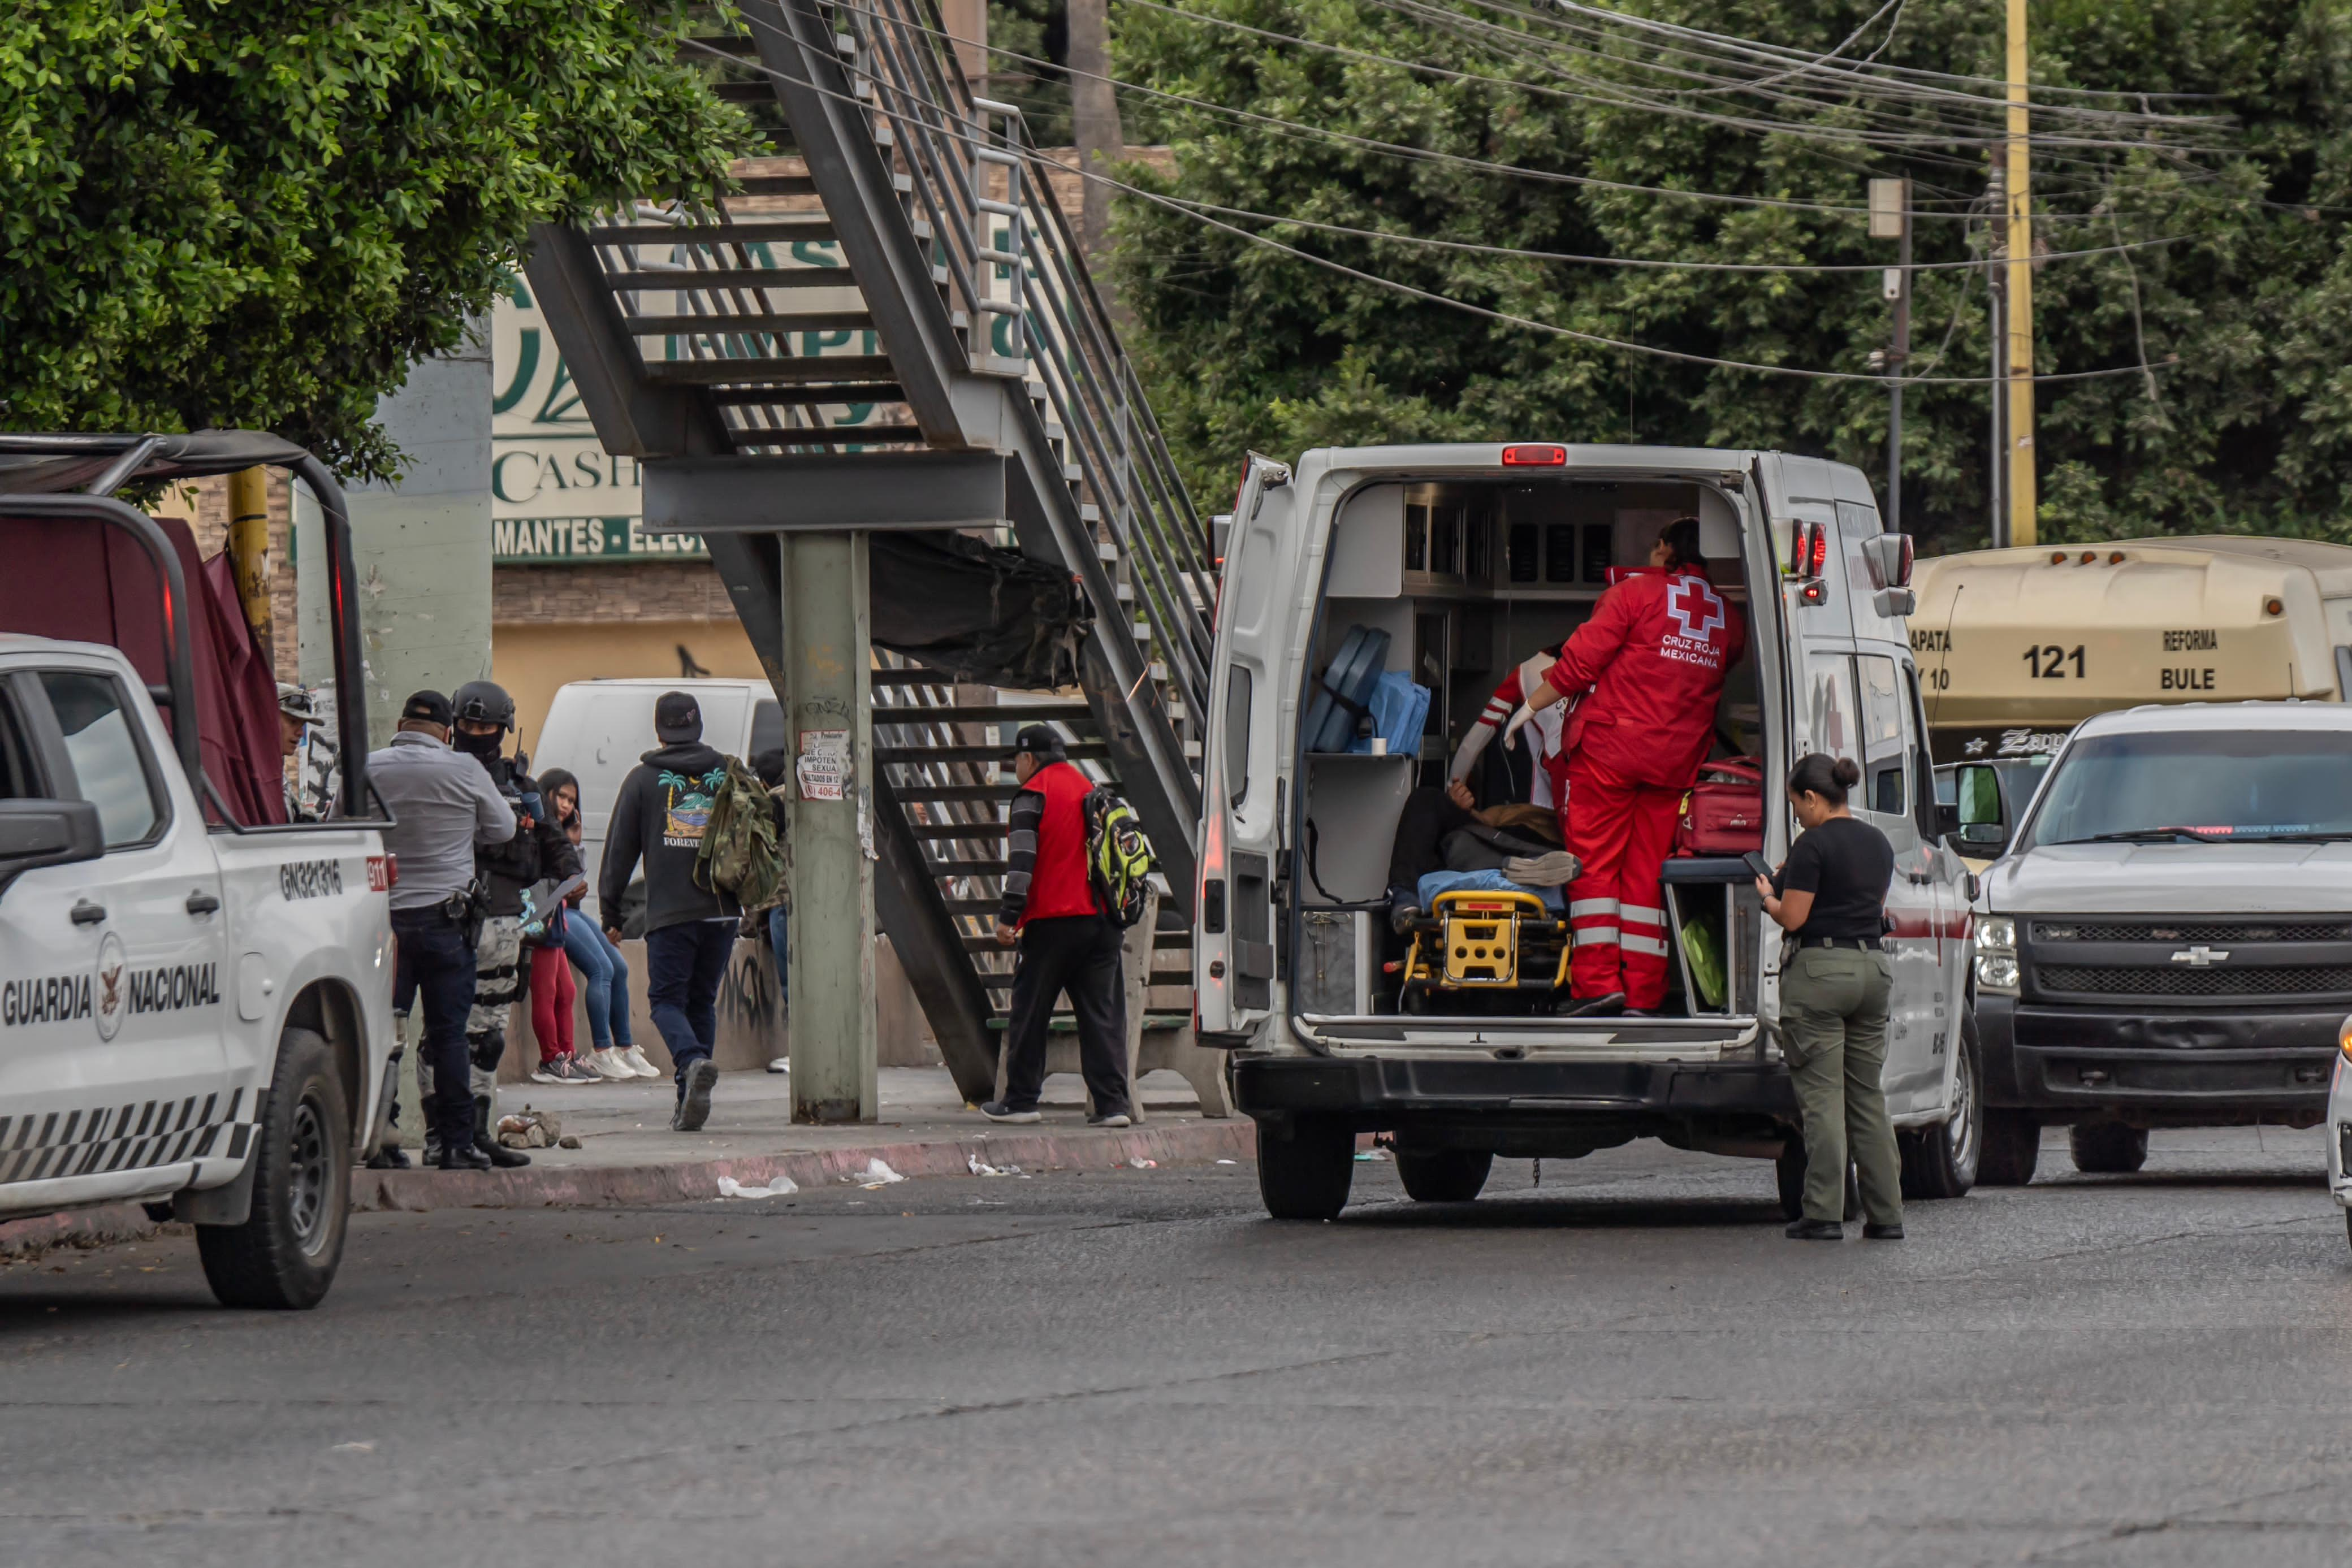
[94,932,126,1042]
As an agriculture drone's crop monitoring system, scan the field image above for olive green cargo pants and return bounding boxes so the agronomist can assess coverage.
[1782,945,1903,1228]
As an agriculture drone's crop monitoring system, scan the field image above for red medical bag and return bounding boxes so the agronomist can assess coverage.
[1675,757,1764,856]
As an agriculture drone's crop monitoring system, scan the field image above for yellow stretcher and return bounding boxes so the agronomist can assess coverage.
[1396,889,1572,1015]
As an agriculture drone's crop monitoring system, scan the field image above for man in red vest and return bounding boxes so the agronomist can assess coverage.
[1521,518,1746,1013]
[979,725,1136,1127]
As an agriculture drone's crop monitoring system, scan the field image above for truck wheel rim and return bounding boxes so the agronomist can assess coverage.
[1946,1043,1977,1172]
[288,1097,331,1255]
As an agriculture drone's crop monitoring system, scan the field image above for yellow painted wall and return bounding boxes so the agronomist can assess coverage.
[493,619,768,756]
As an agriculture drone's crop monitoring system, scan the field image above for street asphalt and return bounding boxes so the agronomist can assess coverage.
[3,1125,2348,1566]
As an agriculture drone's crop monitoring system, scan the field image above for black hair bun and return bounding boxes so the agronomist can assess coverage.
[1830,757,1862,790]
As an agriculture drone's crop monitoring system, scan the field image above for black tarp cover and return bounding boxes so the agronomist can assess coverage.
[867,531,1091,690]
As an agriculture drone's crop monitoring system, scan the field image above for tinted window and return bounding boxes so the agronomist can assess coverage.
[40,671,161,847]
[2020,729,2352,850]
[1223,667,1253,804]
[749,698,785,756]
[0,688,39,800]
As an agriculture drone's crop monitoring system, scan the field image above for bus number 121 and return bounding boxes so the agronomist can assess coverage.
[2023,644,2086,679]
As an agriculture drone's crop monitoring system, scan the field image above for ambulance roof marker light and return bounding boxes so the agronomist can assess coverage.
[1500,444,1567,466]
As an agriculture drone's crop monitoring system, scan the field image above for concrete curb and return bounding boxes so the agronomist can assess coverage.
[0,1203,175,1261]
[351,1117,1256,1214]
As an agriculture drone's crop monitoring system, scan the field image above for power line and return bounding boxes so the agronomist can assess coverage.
[690,30,2183,391]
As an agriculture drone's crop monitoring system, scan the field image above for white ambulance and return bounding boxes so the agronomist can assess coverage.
[0,433,396,1309]
[1196,443,1981,1220]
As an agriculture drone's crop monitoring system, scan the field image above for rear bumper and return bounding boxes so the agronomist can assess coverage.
[1233,1053,1796,1149]
[1979,993,2336,1121]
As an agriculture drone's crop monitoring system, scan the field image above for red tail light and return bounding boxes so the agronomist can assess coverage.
[1501,444,1567,466]
[1808,523,1829,577]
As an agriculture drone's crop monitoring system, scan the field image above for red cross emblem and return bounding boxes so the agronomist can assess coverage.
[1666,577,1726,643]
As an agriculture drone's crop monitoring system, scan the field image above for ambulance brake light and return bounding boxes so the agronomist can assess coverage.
[1809,522,1829,577]
[1501,444,1567,466]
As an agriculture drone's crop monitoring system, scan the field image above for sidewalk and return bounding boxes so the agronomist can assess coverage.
[358,1064,1248,1212]
[3,1067,1251,1258]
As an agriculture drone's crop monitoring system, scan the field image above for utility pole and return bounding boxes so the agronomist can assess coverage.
[2003,0,2037,547]
[1069,0,1125,281]
[1870,177,1912,532]
[225,466,276,670]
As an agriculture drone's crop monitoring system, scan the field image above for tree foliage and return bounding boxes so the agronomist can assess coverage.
[2,0,749,480]
[1111,0,2352,550]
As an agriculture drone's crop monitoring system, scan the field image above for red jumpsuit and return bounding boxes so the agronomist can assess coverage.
[1547,568,1745,1008]
[1449,657,1571,807]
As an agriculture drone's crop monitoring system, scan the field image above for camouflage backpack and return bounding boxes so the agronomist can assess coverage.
[694,756,787,911]
[1083,785,1156,928]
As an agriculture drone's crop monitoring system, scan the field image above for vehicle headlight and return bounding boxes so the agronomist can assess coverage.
[2339,1013,2352,1061]
[1975,915,2018,991]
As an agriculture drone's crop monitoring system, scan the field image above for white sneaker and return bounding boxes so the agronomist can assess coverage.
[586,1047,634,1080]
[620,1045,662,1079]
[767,1058,790,1075]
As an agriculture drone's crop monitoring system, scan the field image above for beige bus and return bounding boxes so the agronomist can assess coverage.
[1910,536,2352,826]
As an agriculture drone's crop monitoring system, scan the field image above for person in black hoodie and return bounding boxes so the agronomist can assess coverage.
[448,680,583,1166]
[599,691,742,1130]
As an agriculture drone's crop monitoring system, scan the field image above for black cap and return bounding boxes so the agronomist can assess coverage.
[401,690,452,726]
[1004,722,1066,762]
[655,690,703,743]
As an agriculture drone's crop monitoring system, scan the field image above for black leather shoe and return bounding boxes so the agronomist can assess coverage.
[437,1141,492,1171]
[1862,1222,1905,1240]
[478,1132,531,1168]
[1784,1218,1844,1240]
[364,1147,412,1170]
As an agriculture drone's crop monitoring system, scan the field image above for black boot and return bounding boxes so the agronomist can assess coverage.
[436,1136,491,1171]
[474,1094,530,1167]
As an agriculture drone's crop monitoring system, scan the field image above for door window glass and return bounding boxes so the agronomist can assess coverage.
[1805,653,1860,764]
[39,671,162,847]
[0,688,38,799]
[1222,667,1253,804]
[1857,654,1906,815]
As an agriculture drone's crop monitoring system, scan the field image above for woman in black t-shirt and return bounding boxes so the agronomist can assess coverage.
[1754,755,1903,1242]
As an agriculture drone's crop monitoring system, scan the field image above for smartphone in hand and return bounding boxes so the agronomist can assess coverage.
[1742,850,1773,882]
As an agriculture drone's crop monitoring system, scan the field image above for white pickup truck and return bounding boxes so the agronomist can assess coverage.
[0,432,395,1309]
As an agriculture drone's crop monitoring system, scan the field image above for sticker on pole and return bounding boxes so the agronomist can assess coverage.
[795,729,850,802]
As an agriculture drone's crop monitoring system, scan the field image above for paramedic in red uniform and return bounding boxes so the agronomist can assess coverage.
[978,724,1136,1128]
[1523,517,1745,1013]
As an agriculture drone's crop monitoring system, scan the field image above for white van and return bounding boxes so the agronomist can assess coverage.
[533,678,784,908]
[1198,443,1981,1220]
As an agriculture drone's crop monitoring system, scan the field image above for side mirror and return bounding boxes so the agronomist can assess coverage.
[1935,761,2010,860]
[0,799,104,896]
[1860,532,1914,590]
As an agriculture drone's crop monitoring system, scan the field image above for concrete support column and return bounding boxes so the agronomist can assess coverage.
[781,530,879,1124]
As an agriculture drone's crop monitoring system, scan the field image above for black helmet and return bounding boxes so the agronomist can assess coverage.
[451,680,516,731]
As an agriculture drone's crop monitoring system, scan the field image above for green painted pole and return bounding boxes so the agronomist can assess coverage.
[780,530,879,1123]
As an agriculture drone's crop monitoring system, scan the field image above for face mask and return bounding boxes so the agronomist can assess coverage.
[452,727,503,759]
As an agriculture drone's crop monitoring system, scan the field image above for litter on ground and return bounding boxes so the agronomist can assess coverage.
[967,1154,1021,1177]
[716,1175,799,1199]
[853,1157,906,1188]
[1128,1156,1157,1169]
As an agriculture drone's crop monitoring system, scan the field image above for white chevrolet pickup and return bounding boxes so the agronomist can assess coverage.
[0,432,394,1309]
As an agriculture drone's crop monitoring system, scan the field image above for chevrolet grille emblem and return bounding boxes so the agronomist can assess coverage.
[2171,946,2230,967]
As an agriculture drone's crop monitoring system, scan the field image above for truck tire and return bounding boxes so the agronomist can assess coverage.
[1256,1115,1354,1221]
[1775,1140,1860,1222]
[1900,1011,1982,1201]
[1396,1149,1491,1203]
[197,1027,351,1310]
[2069,1121,2148,1175]
[1977,1108,2040,1186]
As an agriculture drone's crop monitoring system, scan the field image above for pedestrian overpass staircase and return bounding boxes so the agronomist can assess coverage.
[525,0,1213,1105]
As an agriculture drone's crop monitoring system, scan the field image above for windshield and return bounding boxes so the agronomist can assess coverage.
[2019,729,2352,850]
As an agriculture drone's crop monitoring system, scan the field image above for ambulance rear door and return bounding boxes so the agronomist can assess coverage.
[1196,456,1294,1041]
